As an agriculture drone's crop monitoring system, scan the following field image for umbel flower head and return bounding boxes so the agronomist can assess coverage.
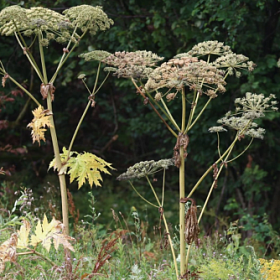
[211,53,256,77]
[175,40,233,58]
[100,50,164,79]
[209,92,278,140]
[235,92,278,119]
[145,56,226,96]
[63,5,113,35]
[0,5,113,46]
[117,159,174,181]
[0,6,71,42]
[79,50,112,62]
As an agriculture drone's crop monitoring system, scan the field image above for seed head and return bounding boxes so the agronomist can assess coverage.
[101,50,164,79]
[145,57,226,96]
[117,159,174,181]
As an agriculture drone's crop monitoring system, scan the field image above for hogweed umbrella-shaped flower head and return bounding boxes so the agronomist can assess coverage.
[235,92,278,119]
[63,5,113,35]
[0,6,72,45]
[211,53,256,77]
[0,5,113,46]
[145,56,226,97]
[0,6,71,41]
[79,50,112,62]
[175,41,233,58]
[117,159,174,181]
[100,50,164,79]
[209,93,278,140]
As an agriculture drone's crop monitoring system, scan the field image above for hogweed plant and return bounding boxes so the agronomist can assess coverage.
[84,41,278,278]
[0,5,114,235]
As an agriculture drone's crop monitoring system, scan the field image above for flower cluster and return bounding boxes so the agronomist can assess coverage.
[212,53,255,77]
[175,41,232,58]
[79,50,112,62]
[0,6,72,44]
[100,50,164,79]
[0,5,113,46]
[116,159,174,181]
[209,92,278,140]
[63,5,113,35]
[145,56,226,96]
[235,92,278,119]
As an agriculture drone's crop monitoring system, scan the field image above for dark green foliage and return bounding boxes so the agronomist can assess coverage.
[1,0,280,244]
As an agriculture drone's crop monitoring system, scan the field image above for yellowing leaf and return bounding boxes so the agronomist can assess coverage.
[0,233,17,273]
[67,152,114,189]
[49,148,115,189]
[30,214,75,252]
[27,106,53,145]
[48,147,74,172]
[17,220,31,249]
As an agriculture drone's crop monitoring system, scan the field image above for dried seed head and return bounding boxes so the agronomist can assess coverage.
[154,92,162,101]
[101,50,164,79]
[145,57,226,95]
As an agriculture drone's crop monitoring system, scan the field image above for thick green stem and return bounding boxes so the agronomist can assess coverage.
[179,88,187,276]
[179,145,186,276]
[38,34,69,234]
[47,96,69,234]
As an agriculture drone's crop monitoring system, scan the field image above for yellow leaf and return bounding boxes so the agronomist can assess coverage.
[17,220,31,249]
[30,215,74,252]
[67,152,115,189]
[49,147,75,172]
[27,106,53,145]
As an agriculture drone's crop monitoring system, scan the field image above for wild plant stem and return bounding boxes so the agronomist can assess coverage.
[160,98,181,131]
[128,181,158,208]
[186,97,212,132]
[14,31,44,82]
[145,176,179,279]
[179,88,187,276]
[38,34,69,234]
[17,249,57,267]
[131,78,177,137]
[67,63,102,159]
